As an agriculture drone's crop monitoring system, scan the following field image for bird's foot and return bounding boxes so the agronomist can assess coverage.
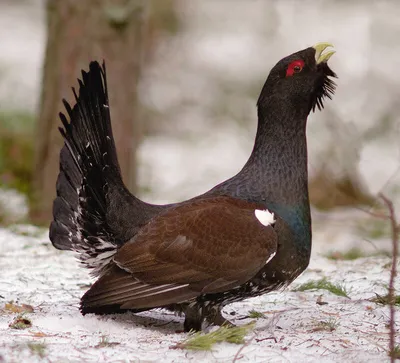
[182,305,235,332]
[206,308,235,328]
[183,305,203,332]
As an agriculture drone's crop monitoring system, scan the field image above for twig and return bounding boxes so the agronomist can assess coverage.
[355,205,389,220]
[232,333,256,363]
[378,193,399,362]
[255,336,277,343]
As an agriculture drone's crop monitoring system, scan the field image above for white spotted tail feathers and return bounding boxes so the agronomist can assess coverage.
[49,62,124,276]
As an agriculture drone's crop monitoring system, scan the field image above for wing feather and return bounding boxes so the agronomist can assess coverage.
[81,196,277,312]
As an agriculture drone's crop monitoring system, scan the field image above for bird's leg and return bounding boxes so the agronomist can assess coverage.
[183,305,204,332]
[205,306,235,328]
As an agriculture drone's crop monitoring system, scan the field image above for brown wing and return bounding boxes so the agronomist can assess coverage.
[81,196,277,310]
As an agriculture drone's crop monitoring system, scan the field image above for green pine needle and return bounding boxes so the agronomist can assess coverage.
[248,309,265,319]
[174,323,254,351]
[370,293,400,306]
[294,278,349,298]
[27,343,47,358]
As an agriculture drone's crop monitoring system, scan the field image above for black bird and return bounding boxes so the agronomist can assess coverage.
[50,43,337,331]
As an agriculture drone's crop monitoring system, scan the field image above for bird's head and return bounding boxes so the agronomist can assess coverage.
[258,43,337,115]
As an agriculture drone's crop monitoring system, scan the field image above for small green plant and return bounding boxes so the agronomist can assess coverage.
[294,278,349,298]
[325,248,365,260]
[356,218,390,240]
[248,309,265,319]
[311,318,339,332]
[27,343,46,358]
[389,345,400,360]
[95,335,120,348]
[326,248,389,261]
[383,262,392,269]
[174,323,254,351]
[370,293,400,306]
[9,314,32,329]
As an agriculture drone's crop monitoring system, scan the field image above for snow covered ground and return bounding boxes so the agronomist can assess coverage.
[0,226,398,362]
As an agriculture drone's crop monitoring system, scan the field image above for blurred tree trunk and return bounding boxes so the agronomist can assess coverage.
[30,0,148,224]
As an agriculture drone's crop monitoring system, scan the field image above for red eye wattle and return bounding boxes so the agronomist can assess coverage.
[286,60,305,77]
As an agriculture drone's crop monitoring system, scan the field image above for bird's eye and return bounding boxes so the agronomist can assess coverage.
[286,60,305,77]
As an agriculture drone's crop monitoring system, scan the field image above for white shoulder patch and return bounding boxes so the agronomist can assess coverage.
[254,209,275,226]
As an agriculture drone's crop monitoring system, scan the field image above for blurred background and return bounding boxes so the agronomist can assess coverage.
[0,0,399,257]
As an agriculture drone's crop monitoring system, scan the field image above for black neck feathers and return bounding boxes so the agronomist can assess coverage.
[217,98,310,211]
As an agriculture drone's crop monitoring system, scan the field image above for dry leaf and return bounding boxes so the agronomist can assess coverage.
[31,332,48,338]
[316,295,328,306]
[5,302,34,314]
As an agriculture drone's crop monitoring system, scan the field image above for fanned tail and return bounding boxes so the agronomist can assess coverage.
[50,62,124,276]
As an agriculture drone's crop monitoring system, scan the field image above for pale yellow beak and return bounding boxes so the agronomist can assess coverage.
[313,42,335,64]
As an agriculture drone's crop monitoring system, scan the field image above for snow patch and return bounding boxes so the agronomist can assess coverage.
[0,226,397,362]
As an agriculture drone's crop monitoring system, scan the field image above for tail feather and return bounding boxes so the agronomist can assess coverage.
[57,151,79,205]
[50,61,167,276]
[50,148,81,250]
[58,64,121,178]
[50,62,123,275]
